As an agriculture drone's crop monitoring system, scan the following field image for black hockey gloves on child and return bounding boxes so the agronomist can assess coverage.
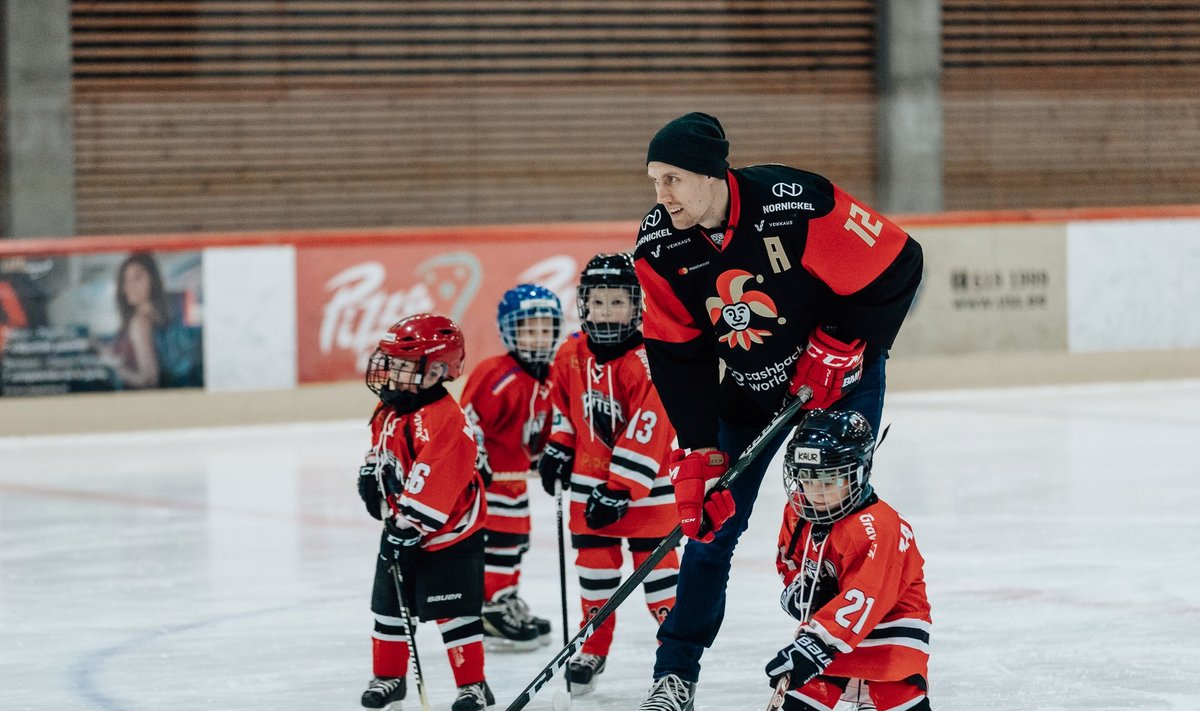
[584,484,630,529]
[765,632,836,689]
[538,441,574,496]
[357,454,384,521]
[383,517,422,559]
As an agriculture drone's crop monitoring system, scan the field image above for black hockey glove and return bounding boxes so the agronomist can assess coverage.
[383,516,422,559]
[357,460,384,521]
[779,576,809,622]
[538,441,574,496]
[764,632,835,689]
[583,484,630,529]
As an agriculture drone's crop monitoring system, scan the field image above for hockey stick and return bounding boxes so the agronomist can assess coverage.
[491,470,537,481]
[502,386,813,711]
[766,674,789,711]
[552,480,573,711]
[390,561,432,711]
[373,457,432,711]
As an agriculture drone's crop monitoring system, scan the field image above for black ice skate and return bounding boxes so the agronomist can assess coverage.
[636,673,695,711]
[360,676,406,710]
[451,680,496,711]
[504,593,552,645]
[482,598,540,651]
[567,653,606,696]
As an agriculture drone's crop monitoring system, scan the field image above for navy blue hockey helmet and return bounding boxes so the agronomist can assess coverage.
[783,410,875,524]
[577,252,642,344]
[496,283,563,365]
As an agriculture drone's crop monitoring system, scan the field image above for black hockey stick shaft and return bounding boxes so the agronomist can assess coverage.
[502,387,812,711]
[555,481,572,696]
[391,561,432,711]
[373,459,432,711]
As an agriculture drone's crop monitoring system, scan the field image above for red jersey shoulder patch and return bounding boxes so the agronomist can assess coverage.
[801,185,909,295]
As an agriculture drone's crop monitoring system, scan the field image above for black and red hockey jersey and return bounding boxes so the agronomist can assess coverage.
[633,165,922,449]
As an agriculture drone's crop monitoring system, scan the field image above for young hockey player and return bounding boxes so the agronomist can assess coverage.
[355,314,494,711]
[765,410,931,711]
[536,252,681,696]
[460,284,565,651]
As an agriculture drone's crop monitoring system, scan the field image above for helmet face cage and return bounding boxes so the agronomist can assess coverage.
[782,410,875,524]
[577,253,642,345]
[366,350,425,397]
[497,284,564,365]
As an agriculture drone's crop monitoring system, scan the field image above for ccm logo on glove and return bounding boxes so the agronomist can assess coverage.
[789,326,865,410]
[669,449,735,542]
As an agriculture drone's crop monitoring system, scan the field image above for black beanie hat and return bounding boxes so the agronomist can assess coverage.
[646,112,729,179]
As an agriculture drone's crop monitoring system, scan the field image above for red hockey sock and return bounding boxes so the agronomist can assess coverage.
[372,637,410,679]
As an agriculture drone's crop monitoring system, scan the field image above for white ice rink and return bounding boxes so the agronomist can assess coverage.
[3,380,1199,711]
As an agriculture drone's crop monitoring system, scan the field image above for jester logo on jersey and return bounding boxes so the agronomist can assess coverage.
[705,269,781,350]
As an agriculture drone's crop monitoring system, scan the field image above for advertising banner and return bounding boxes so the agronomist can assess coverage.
[892,224,1068,355]
[0,251,204,396]
[296,236,630,383]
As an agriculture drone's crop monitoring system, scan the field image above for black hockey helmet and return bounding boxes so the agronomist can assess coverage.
[783,409,875,524]
[577,252,642,344]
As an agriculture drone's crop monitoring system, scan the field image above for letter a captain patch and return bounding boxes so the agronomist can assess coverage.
[763,236,792,274]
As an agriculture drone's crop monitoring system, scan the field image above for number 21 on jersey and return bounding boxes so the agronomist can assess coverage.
[834,588,876,634]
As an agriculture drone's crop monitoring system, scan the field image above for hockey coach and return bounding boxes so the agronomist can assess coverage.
[630,112,923,710]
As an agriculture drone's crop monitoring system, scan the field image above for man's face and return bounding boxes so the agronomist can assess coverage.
[647,162,720,230]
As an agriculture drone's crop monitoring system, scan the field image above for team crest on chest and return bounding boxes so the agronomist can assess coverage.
[581,389,623,447]
[705,269,784,350]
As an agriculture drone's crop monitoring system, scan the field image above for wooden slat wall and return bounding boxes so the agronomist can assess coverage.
[71,1,876,235]
[943,0,1200,210]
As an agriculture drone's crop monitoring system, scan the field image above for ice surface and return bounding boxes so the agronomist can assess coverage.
[2,380,1198,710]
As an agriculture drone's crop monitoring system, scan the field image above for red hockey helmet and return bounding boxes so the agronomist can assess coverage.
[367,314,466,401]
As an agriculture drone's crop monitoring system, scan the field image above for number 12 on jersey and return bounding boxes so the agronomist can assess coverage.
[844,204,883,247]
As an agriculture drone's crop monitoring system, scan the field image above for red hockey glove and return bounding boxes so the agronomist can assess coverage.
[789,327,866,411]
[668,449,733,542]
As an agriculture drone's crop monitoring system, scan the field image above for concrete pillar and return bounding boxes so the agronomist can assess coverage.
[2,0,76,237]
[876,0,943,213]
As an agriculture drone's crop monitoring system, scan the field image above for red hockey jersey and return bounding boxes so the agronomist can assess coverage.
[367,394,487,552]
[548,333,677,538]
[776,497,931,682]
[460,353,553,535]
